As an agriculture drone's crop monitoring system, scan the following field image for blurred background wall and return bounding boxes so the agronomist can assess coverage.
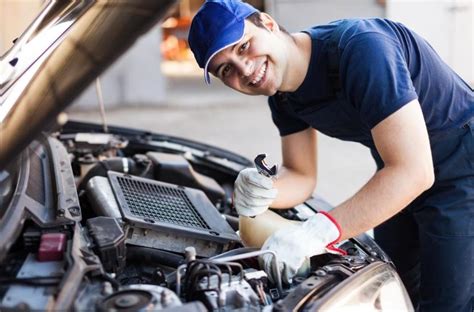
[386,0,473,88]
[266,0,385,29]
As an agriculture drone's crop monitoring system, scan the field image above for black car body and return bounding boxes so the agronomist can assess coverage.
[0,1,413,311]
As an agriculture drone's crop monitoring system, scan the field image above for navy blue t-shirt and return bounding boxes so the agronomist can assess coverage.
[268,18,473,150]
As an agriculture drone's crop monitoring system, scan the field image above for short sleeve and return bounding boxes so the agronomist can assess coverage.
[268,95,310,136]
[340,33,418,129]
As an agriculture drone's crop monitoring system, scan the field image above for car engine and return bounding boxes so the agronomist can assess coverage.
[0,122,399,311]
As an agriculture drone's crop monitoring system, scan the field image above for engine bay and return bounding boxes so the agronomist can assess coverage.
[0,122,393,311]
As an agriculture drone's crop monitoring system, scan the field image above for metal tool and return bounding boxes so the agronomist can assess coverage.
[254,154,277,179]
[241,154,278,219]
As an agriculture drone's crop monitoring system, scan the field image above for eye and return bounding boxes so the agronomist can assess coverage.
[239,41,249,53]
[221,64,232,77]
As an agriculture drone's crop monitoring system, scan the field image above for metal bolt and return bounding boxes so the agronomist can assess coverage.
[293,276,305,284]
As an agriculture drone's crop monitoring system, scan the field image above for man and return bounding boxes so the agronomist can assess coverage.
[187,1,474,311]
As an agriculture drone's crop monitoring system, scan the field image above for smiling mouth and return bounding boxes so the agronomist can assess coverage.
[249,60,267,87]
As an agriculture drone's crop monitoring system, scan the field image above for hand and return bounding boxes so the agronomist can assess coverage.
[233,168,278,217]
[259,212,345,284]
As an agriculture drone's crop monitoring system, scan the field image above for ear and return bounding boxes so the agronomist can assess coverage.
[259,12,280,32]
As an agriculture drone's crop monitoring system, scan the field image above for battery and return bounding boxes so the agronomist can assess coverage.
[37,233,67,262]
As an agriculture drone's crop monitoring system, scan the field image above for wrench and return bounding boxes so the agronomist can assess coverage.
[254,153,278,179]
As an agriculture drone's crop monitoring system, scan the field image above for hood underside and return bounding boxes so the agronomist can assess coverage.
[0,0,177,170]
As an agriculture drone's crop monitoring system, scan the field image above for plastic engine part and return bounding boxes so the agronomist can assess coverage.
[38,233,66,262]
[87,217,126,273]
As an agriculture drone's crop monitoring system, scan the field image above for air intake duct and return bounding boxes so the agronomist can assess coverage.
[108,172,240,257]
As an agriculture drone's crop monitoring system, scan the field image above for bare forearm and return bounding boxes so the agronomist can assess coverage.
[271,166,316,208]
[330,100,435,240]
[329,165,433,241]
[270,128,318,209]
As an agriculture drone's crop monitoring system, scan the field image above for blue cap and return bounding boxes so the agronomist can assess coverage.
[188,0,259,84]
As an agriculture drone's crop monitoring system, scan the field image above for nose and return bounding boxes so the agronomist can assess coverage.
[235,57,253,78]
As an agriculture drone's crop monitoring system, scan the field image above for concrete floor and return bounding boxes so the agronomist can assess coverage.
[69,75,376,206]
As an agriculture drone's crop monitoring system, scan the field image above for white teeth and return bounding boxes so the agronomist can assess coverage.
[251,62,266,85]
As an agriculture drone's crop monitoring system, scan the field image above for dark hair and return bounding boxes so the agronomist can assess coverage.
[246,12,290,35]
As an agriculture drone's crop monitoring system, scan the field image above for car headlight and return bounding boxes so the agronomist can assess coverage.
[317,262,414,312]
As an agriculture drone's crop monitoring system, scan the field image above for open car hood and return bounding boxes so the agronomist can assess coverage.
[0,0,177,170]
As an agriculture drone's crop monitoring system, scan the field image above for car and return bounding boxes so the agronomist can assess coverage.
[0,0,414,311]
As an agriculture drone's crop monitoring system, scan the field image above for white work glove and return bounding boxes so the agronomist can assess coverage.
[233,168,278,217]
[259,212,346,284]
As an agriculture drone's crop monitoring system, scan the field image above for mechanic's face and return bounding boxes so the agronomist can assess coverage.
[208,15,288,96]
